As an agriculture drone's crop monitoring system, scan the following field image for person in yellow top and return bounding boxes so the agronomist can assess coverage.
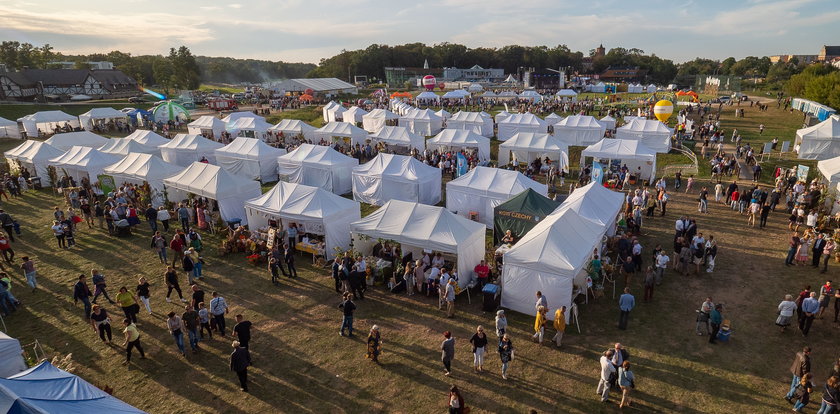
[115,286,139,324]
[121,318,145,366]
[553,306,567,347]
[532,306,547,344]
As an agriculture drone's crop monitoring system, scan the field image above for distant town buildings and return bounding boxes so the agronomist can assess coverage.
[818,45,840,62]
[0,68,136,101]
[383,64,505,87]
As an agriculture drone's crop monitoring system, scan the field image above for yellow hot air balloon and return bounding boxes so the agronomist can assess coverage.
[653,100,673,123]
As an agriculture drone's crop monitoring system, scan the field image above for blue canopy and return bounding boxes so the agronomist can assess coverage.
[0,361,145,414]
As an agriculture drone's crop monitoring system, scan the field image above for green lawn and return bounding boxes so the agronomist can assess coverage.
[198,84,245,94]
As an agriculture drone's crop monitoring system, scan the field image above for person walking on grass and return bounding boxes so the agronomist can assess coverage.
[20,256,37,292]
[366,325,381,363]
[164,266,186,303]
[233,314,252,350]
[210,291,229,337]
[800,292,819,337]
[151,231,167,265]
[553,306,566,347]
[166,311,186,357]
[121,318,145,366]
[618,288,635,330]
[230,340,251,392]
[533,305,547,344]
[445,279,456,318]
[183,304,200,353]
[791,372,815,412]
[709,304,724,344]
[597,350,616,402]
[339,292,356,337]
[786,347,812,402]
[115,286,139,324]
[90,269,115,304]
[136,277,152,315]
[73,274,92,319]
[498,333,514,380]
[441,331,455,376]
[618,361,635,408]
[469,326,488,373]
[777,294,798,333]
[89,304,112,344]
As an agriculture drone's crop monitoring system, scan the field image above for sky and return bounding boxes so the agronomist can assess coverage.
[2,0,839,64]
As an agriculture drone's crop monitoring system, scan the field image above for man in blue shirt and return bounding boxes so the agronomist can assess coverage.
[618,288,635,330]
[799,292,820,336]
[709,304,723,344]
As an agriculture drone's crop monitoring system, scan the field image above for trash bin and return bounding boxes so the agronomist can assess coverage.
[482,283,500,312]
[28,177,42,190]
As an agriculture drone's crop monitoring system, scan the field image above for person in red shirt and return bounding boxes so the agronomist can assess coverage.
[729,190,740,212]
[170,234,185,268]
[474,260,490,288]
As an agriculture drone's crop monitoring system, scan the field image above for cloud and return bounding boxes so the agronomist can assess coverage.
[199,6,221,10]
[228,3,242,8]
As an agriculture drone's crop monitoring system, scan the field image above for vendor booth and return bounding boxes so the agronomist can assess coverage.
[615,119,673,153]
[446,166,547,228]
[352,153,442,206]
[495,111,512,124]
[350,199,486,288]
[518,90,542,102]
[343,106,368,126]
[227,117,273,140]
[368,126,425,153]
[497,113,549,142]
[415,91,441,105]
[581,138,657,184]
[553,115,606,146]
[442,89,470,100]
[163,162,262,225]
[268,119,317,143]
[103,153,182,207]
[244,181,360,260]
[447,111,494,137]
[4,140,65,186]
[125,129,169,146]
[544,113,563,124]
[796,115,840,160]
[818,155,840,187]
[558,181,625,236]
[98,138,160,156]
[188,116,226,140]
[44,131,109,151]
[427,129,491,162]
[555,89,578,102]
[436,109,451,122]
[221,111,265,124]
[322,102,346,122]
[498,132,569,170]
[600,115,617,131]
[214,137,286,182]
[17,111,80,137]
[47,146,121,189]
[277,144,358,195]
[399,108,443,136]
[78,107,128,131]
[0,117,21,138]
[362,109,399,133]
[493,188,560,245]
[313,122,368,148]
[158,134,224,167]
[0,332,26,378]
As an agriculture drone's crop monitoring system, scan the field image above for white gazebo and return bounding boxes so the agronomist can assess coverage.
[98,138,160,156]
[415,91,441,104]
[78,107,128,131]
[4,140,65,185]
[497,113,549,142]
[245,181,360,260]
[581,138,657,183]
[214,137,287,182]
[495,111,512,124]
[796,115,840,160]
[544,113,563,124]
[399,108,443,136]
[313,122,368,147]
[446,166,547,228]
[350,200,486,287]
[600,115,617,131]
[188,116,226,140]
[44,131,110,151]
[48,146,121,188]
[436,109,451,121]
[442,89,470,100]
[361,109,399,133]
[322,102,344,122]
[221,111,266,124]
[559,181,626,236]
[555,89,578,102]
[17,111,80,137]
[125,129,169,146]
[103,153,183,207]
[352,153,442,206]
[277,144,358,195]
[368,126,426,153]
[553,115,606,146]
[158,134,224,167]
[615,119,674,153]
[818,155,840,187]
[163,162,262,224]
[0,117,20,138]
[518,90,542,102]
[498,132,569,170]
[343,106,369,125]
[227,117,273,140]
[268,119,317,143]
[427,129,491,161]
[446,111,494,137]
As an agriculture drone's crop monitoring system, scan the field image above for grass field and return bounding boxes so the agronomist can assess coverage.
[199,84,246,95]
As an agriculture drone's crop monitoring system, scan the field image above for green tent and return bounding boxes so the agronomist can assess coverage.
[493,188,561,245]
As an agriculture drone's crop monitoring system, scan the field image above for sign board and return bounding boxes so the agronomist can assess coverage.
[780,141,790,153]
[796,165,810,182]
[266,227,277,249]
[762,142,773,154]
[97,175,116,195]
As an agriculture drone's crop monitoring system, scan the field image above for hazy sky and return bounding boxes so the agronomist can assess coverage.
[2,0,838,64]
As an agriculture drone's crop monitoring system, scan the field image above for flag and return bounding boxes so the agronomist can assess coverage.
[592,161,604,184]
[456,153,468,177]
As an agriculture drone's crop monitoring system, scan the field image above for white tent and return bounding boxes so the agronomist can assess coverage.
[325,104,347,122]
[590,82,606,93]
[268,119,317,143]
[277,144,357,195]
[558,181,625,236]
[48,146,121,186]
[0,332,26,378]
[442,89,470,99]
[78,107,128,131]
[447,111,494,137]
[4,140,65,185]
[125,129,169,146]
[322,101,340,122]
[482,91,498,98]
[362,109,399,133]
[497,113,549,142]
[399,108,443,136]
[600,115,617,131]
[467,83,483,93]
[501,186,621,320]
[163,162,262,224]
[615,119,674,153]
[498,132,569,170]
[313,122,368,146]
[581,138,657,183]
[818,155,840,187]
[796,115,840,160]
[415,91,441,103]
[447,166,547,228]
[17,111,80,137]
[98,138,160,156]
[221,111,266,124]
[368,126,426,152]
[352,153,442,206]
[158,134,224,167]
[227,117,273,140]
[497,91,518,100]
[350,200,485,287]
[555,89,578,102]
[545,113,563,123]
[519,90,542,102]
[0,117,21,138]
[627,84,644,94]
[622,116,645,124]
[214,137,286,182]
[436,109,451,121]
[495,111,512,124]
[245,181,360,260]
[343,106,368,125]
[427,129,491,161]
[188,116,226,140]
[646,84,657,93]
[103,153,183,207]
[44,131,109,151]
[553,115,606,146]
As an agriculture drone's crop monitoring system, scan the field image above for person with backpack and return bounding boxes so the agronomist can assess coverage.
[73,274,92,318]
[182,250,196,285]
[150,231,167,264]
[791,373,814,412]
